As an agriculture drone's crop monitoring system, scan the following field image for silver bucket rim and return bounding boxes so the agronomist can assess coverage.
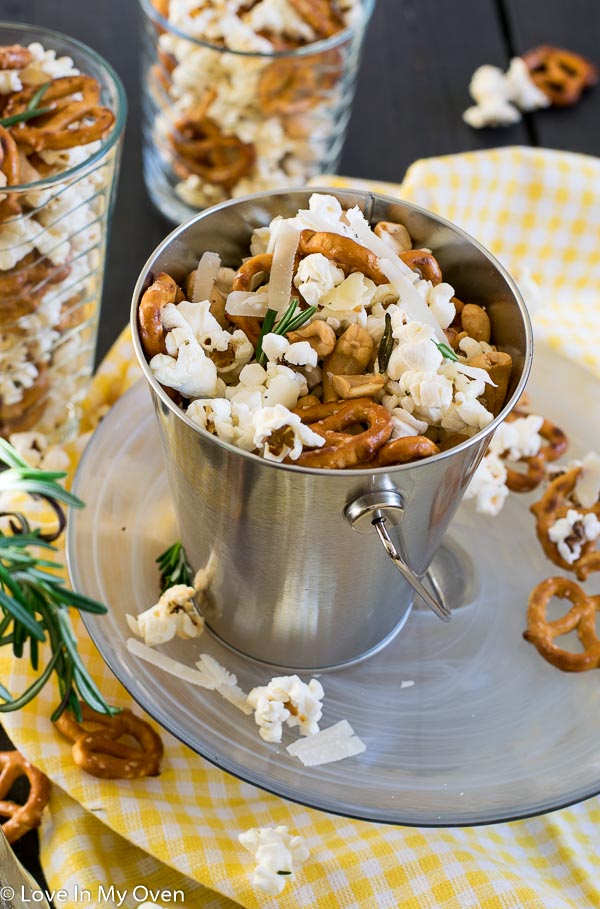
[130,186,534,477]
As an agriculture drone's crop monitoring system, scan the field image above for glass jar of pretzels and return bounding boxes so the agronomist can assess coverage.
[0,24,125,442]
[139,0,375,222]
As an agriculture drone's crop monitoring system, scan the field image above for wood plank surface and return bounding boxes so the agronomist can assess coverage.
[502,0,600,155]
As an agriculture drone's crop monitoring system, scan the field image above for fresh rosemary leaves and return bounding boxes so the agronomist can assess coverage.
[156,540,194,592]
[0,82,53,129]
[434,341,459,362]
[255,298,317,367]
[0,438,117,721]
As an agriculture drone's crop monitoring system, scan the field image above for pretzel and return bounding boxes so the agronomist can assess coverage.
[0,367,49,426]
[523,576,600,672]
[226,253,274,346]
[138,272,184,359]
[259,59,317,116]
[0,44,33,70]
[530,467,600,571]
[293,398,392,468]
[0,125,23,221]
[298,230,388,284]
[0,751,50,844]
[522,45,598,107]
[288,0,344,38]
[9,76,115,152]
[54,702,163,780]
[366,435,440,467]
[503,412,568,492]
[399,249,443,286]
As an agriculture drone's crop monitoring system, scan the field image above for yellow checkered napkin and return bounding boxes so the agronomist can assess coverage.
[2,147,600,909]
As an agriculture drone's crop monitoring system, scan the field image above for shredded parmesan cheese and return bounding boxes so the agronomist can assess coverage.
[286,719,366,766]
[379,258,446,341]
[268,221,300,314]
[225,291,269,318]
[126,638,217,688]
[192,251,221,303]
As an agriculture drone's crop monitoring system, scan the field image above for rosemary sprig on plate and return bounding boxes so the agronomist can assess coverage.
[256,299,317,367]
[434,341,459,362]
[0,82,53,129]
[0,438,117,722]
[156,540,194,591]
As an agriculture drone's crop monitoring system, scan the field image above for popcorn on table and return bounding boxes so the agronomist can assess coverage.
[238,825,309,896]
[463,57,550,128]
[465,414,545,516]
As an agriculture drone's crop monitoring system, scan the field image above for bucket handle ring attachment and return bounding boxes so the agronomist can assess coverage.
[344,491,451,622]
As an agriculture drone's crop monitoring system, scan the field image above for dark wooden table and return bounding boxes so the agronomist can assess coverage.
[2,0,599,890]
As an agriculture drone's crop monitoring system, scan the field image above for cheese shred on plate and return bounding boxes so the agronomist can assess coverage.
[286,719,366,766]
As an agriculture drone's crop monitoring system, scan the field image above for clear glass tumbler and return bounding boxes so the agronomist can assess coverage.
[139,0,375,223]
[0,23,126,442]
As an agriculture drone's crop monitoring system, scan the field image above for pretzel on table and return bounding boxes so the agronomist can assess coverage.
[0,751,50,844]
[524,575,600,672]
[503,411,568,493]
[54,702,164,780]
[522,45,598,107]
[530,467,600,572]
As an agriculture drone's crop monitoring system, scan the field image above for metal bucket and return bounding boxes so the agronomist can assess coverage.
[131,188,533,670]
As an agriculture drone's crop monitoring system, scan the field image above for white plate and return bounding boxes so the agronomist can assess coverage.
[67,344,600,826]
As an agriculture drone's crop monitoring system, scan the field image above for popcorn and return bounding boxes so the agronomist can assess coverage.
[490,415,544,461]
[463,57,550,129]
[238,826,309,896]
[293,253,345,307]
[247,675,324,742]
[548,510,600,564]
[8,431,70,473]
[150,340,219,398]
[237,404,324,462]
[464,452,509,516]
[186,398,235,443]
[126,585,204,647]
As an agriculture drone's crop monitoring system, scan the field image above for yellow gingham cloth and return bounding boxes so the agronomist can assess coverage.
[2,147,600,909]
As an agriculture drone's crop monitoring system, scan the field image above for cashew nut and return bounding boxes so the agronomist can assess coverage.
[286,320,336,357]
[322,324,373,401]
[296,393,322,408]
[331,373,386,400]
[469,350,513,416]
[373,221,412,255]
[461,303,491,343]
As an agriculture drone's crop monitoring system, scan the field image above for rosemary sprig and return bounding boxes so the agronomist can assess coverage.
[0,81,53,129]
[255,299,317,367]
[377,313,394,373]
[156,541,194,591]
[0,439,118,719]
[434,341,459,362]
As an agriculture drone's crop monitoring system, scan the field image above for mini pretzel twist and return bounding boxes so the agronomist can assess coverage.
[298,230,389,284]
[293,397,392,468]
[8,76,115,152]
[0,44,33,70]
[0,751,50,844]
[228,253,274,346]
[288,0,344,38]
[54,702,164,780]
[530,467,600,571]
[522,45,598,106]
[504,411,568,493]
[138,272,184,359]
[366,435,440,467]
[524,576,600,672]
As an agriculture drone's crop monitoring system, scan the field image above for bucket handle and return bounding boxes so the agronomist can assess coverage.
[344,491,451,622]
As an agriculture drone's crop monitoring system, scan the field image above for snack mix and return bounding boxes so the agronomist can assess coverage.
[144,0,368,215]
[138,193,515,469]
[0,41,118,440]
